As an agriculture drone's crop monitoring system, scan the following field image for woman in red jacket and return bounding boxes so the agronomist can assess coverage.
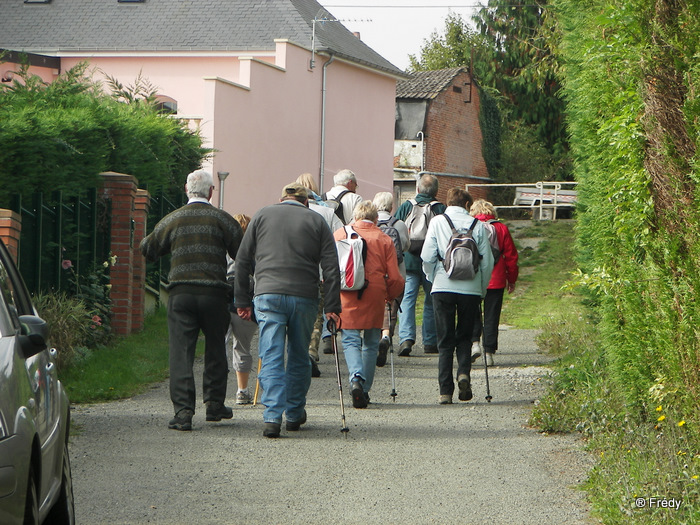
[334,201,405,408]
[469,199,519,366]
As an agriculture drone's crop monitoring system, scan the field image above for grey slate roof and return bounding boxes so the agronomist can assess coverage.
[396,67,466,99]
[0,0,405,77]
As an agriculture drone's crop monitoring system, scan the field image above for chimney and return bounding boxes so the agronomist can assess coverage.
[353,32,361,40]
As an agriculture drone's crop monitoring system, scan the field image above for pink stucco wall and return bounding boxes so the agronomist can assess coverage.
[52,41,398,216]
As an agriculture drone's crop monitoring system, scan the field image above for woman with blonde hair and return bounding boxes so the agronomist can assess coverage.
[468,199,519,366]
[334,200,404,407]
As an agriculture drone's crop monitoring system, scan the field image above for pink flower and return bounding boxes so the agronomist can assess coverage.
[91,315,102,326]
[62,260,73,270]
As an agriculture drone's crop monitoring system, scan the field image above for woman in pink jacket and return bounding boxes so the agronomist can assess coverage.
[334,201,405,408]
[469,199,519,366]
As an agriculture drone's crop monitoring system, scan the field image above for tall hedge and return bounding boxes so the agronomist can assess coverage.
[556,0,699,423]
[0,62,207,207]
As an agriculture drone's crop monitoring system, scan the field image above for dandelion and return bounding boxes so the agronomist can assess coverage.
[656,405,663,412]
[61,259,73,270]
[678,420,686,427]
[693,475,699,480]
[657,415,666,422]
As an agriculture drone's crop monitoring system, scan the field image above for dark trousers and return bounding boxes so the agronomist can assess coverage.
[471,288,505,353]
[432,292,481,396]
[167,292,230,415]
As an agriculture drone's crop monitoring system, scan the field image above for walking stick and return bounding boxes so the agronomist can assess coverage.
[253,358,262,406]
[484,354,493,402]
[387,301,397,401]
[327,318,349,434]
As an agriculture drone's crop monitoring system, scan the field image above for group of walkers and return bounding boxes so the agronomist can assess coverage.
[140,168,518,437]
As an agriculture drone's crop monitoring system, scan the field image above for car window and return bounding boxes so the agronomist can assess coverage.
[0,259,23,333]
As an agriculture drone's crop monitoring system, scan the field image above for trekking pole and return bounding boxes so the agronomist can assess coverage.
[483,350,493,403]
[389,344,397,401]
[387,302,397,401]
[253,358,262,406]
[327,318,349,434]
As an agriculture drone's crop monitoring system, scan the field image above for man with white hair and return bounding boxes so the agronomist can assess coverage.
[322,168,364,225]
[140,169,243,431]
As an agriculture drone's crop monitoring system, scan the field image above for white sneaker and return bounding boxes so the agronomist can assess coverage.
[471,342,482,363]
[236,390,252,405]
[485,353,495,367]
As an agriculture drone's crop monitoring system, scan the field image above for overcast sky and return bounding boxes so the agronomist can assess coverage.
[323,1,480,71]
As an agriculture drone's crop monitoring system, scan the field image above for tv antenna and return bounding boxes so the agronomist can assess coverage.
[310,10,372,69]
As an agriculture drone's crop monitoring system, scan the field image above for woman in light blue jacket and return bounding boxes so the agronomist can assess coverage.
[421,188,494,404]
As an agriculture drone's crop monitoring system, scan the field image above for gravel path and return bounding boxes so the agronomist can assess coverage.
[68,327,596,524]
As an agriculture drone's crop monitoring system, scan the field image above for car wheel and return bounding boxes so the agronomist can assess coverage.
[45,443,75,525]
[23,465,39,525]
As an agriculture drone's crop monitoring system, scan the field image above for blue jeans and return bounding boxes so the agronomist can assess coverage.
[398,271,437,346]
[253,293,318,424]
[341,328,381,393]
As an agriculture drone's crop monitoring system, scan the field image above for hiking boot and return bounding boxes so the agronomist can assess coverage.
[398,340,414,357]
[471,341,482,363]
[286,410,307,431]
[439,395,453,405]
[457,374,473,401]
[168,409,193,431]
[205,401,233,422]
[236,390,252,405]
[263,422,281,438]
[351,379,368,409]
[310,356,321,378]
[485,352,495,367]
[321,337,334,355]
[424,344,438,354]
[377,336,391,367]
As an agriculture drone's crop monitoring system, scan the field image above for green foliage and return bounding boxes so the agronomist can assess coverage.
[33,292,99,371]
[543,0,700,521]
[0,61,207,207]
[473,1,568,157]
[477,85,502,178]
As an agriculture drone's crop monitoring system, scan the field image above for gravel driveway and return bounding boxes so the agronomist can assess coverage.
[68,326,596,524]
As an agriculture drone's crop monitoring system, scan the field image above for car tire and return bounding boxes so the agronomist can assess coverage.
[23,464,39,525]
[45,443,75,525]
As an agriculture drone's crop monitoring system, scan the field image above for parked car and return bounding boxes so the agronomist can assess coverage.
[0,239,74,524]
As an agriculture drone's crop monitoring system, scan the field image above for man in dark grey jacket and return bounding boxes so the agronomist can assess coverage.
[235,182,341,438]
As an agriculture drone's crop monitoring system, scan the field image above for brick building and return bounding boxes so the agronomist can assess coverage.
[394,67,491,203]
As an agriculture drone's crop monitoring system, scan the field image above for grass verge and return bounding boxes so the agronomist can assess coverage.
[61,307,174,403]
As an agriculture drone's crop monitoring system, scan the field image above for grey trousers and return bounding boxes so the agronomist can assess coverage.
[167,291,230,415]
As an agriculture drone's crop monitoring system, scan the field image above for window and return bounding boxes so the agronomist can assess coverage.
[155,95,177,115]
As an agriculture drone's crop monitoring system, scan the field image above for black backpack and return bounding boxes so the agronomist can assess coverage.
[377,216,404,266]
[438,215,481,280]
[322,189,351,224]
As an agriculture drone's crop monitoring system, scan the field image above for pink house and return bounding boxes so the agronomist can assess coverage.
[1,0,407,216]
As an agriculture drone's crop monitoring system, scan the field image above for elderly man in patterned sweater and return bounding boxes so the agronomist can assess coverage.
[140,169,243,431]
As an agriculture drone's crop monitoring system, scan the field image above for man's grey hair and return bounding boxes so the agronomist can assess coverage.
[334,169,356,187]
[417,173,438,197]
[186,169,214,199]
[372,192,395,213]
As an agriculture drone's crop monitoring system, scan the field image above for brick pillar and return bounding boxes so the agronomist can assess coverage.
[100,172,137,336]
[131,189,151,332]
[0,209,22,263]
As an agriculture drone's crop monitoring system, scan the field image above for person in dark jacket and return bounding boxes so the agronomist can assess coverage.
[394,174,446,356]
[235,182,341,438]
[140,169,243,431]
[469,199,519,367]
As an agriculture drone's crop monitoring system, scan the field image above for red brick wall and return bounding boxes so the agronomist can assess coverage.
[100,172,139,336]
[424,71,490,203]
[0,210,21,263]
